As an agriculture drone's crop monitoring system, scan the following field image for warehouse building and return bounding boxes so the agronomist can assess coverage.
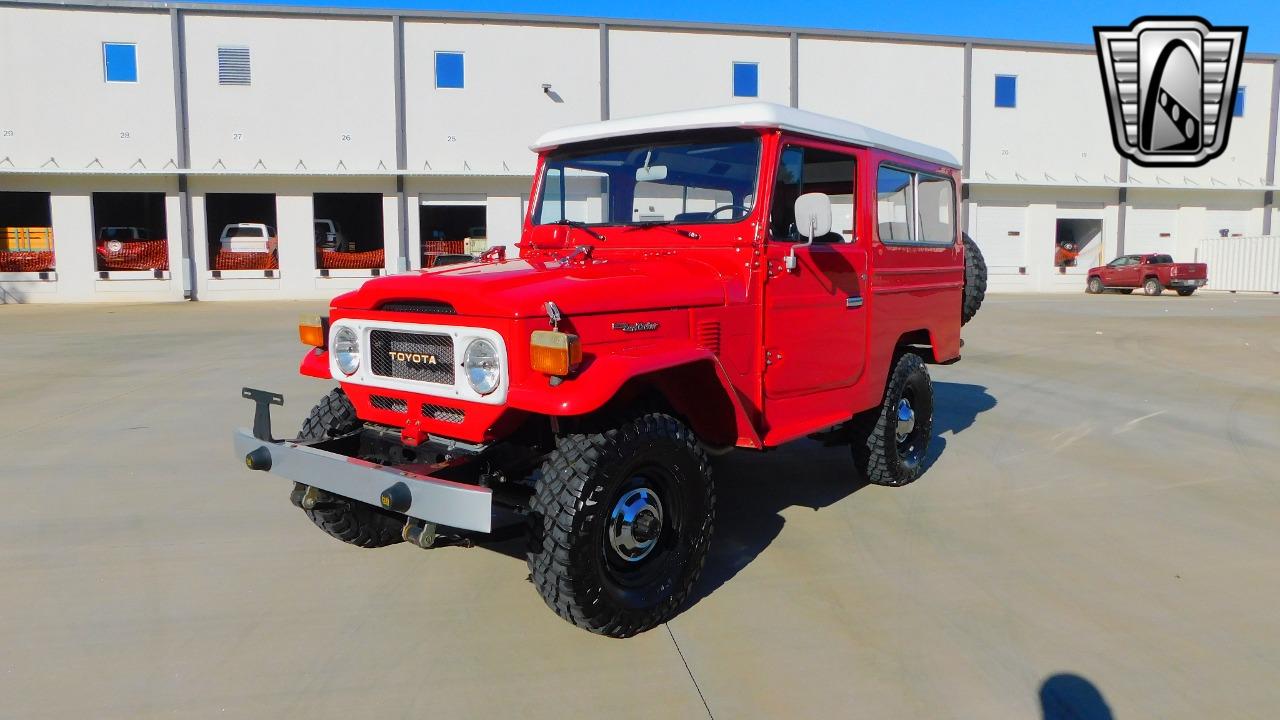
[1,0,1277,302]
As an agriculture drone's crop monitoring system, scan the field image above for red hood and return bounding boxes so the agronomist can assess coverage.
[332,256,727,318]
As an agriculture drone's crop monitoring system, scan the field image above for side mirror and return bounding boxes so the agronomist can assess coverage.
[786,192,832,272]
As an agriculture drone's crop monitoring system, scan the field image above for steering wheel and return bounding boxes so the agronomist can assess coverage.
[709,204,750,220]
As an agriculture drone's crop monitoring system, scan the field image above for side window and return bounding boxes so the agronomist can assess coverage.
[876,165,955,244]
[768,145,856,242]
[876,167,915,242]
[916,174,955,243]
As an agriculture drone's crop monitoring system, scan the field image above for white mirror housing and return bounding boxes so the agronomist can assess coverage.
[794,192,832,240]
[785,193,832,272]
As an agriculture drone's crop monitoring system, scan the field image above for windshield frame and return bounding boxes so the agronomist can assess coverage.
[531,129,764,229]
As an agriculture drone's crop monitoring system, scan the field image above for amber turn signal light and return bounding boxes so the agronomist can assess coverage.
[299,315,328,348]
[530,330,582,376]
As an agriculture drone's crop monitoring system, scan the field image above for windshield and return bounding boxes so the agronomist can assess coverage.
[534,131,761,228]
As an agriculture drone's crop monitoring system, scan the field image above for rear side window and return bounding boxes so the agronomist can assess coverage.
[768,145,856,242]
[1151,254,1173,264]
[876,165,955,244]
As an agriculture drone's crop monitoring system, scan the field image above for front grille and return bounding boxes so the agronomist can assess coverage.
[423,403,466,424]
[369,330,455,384]
[369,394,407,413]
[378,301,457,315]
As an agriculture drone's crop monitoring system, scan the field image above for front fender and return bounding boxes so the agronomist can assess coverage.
[505,341,762,448]
[299,348,329,379]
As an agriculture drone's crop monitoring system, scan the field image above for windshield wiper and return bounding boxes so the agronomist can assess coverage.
[554,219,606,241]
[626,221,700,240]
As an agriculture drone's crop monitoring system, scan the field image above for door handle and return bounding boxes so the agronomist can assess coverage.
[846,296,864,309]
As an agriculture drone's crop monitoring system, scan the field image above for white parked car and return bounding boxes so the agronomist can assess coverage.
[219,223,277,254]
[314,219,347,251]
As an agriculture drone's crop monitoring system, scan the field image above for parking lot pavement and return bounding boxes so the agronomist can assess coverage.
[1,292,1278,719]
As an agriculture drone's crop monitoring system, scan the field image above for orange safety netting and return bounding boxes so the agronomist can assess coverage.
[0,251,56,273]
[213,251,279,271]
[424,240,465,255]
[97,240,169,271]
[318,248,385,269]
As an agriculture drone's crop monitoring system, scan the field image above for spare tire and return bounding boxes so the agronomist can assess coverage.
[961,233,987,326]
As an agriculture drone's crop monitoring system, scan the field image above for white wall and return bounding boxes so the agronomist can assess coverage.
[404,22,600,175]
[798,39,965,160]
[184,14,396,173]
[0,7,178,172]
[969,48,1122,185]
[609,30,790,119]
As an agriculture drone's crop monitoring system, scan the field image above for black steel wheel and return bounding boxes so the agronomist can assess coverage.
[850,353,934,487]
[526,412,714,637]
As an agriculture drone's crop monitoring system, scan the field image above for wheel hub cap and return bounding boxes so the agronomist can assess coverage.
[895,399,916,444]
[607,487,664,562]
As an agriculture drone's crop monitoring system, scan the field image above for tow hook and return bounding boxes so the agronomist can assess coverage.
[403,518,474,550]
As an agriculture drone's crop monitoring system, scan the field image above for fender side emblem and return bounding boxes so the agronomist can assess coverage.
[611,321,660,333]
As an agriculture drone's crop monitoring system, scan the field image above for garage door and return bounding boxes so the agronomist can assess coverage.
[973,205,1028,272]
[1205,207,1257,238]
[1125,206,1177,255]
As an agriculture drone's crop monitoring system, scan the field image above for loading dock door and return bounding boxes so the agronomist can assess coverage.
[973,205,1028,273]
[1126,206,1178,256]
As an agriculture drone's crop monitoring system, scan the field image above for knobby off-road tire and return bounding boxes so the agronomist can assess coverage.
[961,233,988,326]
[850,353,934,487]
[292,388,404,548]
[1143,278,1164,296]
[1176,287,1196,297]
[1087,276,1104,294]
[526,412,715,638]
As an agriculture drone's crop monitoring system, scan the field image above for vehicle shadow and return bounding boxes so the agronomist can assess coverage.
[1040,673,1113,720]
[480,382,997,609]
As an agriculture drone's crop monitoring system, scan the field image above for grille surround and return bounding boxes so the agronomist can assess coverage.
[369,330,455,385]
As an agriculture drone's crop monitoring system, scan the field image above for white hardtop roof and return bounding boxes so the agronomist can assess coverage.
[530,102,960,169]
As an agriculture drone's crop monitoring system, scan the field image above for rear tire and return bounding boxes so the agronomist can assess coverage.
[293,389,404,549]
[1143,277,1163,296]
[1086,276,1104,294]
[851,353,934,487]
[1176,288,1196,296]
[961,233,987,326]
[526,412,714,637]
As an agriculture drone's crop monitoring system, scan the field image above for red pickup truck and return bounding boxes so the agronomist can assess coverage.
[1086,254,1208,296]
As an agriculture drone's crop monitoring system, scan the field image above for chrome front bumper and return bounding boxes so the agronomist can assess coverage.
[232,387,492,533]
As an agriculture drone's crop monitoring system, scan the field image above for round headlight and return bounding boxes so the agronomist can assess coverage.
[333,326,361,376]
[463,338,501,395]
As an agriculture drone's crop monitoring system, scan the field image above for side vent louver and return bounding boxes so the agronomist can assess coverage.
[696,320,721,355]
[217,46,251,86]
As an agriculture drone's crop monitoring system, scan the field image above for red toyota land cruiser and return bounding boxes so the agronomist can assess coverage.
[235,104,987,637]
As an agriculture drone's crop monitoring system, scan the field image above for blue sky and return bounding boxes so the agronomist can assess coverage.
[207,0,1279,53]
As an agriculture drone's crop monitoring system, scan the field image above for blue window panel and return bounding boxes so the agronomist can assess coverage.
[995,75,1017,108]
[104,43,138,83]
[436,52,464,89]
[1233,87,1246,117]
[733,62,758,98]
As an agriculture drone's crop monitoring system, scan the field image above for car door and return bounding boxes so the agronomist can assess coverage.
[1099,257,1124,285]
[763,142,867,398]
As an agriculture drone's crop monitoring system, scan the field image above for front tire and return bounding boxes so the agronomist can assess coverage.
[1176,287,1196,296]
[1143,278,1163,296]
[293,389,404,548]
[526,412,714,637]
[851,353,934,487]
[1086,276,1104,294]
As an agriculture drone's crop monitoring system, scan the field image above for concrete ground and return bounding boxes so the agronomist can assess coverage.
[1,292,1278,719]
